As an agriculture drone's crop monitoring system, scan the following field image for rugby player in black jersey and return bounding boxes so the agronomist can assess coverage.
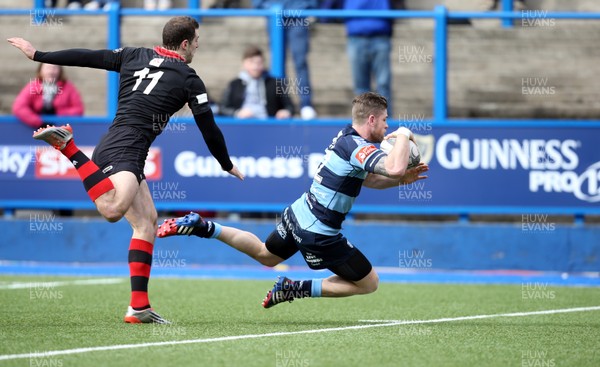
[8,16,244,324]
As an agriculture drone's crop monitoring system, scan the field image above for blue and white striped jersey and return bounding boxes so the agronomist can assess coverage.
[290,124,386,235]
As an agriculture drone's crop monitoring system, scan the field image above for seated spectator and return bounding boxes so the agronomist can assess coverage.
[12,63,84,129]
[220,46,295,119]
[44,0,84,9]
[43,0,118,10]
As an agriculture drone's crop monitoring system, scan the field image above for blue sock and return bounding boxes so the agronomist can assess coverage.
[310,279,322,298]
[210,222,222,239]
[292,279,321,298]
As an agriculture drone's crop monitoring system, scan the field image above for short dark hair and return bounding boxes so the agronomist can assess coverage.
[242,45,263,60]
[352,92,388,123]
[162,16,199,50]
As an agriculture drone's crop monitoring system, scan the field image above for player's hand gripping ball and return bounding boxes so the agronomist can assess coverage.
[380,138,421,169]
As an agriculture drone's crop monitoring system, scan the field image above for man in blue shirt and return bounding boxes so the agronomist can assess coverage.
[157,92,428,307]
[345,0,394,115]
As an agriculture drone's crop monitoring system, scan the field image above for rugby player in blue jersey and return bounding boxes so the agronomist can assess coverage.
[157,92,429,307]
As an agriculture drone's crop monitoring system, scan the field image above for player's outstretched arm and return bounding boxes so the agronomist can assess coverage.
[193,109,244,181]
[8,37,121,71]
[7,38,36,60]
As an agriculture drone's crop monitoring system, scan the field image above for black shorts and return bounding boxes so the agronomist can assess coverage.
[91,125,151,184]
[265,207,372,281]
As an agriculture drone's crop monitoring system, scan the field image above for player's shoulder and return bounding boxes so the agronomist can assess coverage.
[183,67,207,89]
[334,134,359,152]
[111,46,151,64]
[329,128,363,161]
[112,46,144,56]
[183,65,200,79]
[334,127,381,166]
[338,127,370,151]
[350,134,371,148]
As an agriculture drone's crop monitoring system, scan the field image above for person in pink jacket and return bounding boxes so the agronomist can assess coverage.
[12,63,84,129]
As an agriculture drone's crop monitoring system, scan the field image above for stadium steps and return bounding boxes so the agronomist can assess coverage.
[1,15,109,116]
[446,23,600,118]
[2,1,600,118]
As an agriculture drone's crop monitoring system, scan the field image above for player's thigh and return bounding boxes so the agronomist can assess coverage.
[124,180,157,234]
[265,227,299,261]
[327,247,374,283]
[94,171,139,219]
[108,171,140,208]
[92,125,150,210]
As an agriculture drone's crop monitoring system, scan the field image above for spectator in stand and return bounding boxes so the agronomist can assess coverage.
[44,0,119,10]
[317,0,343,23]
[13,63,84,130]
[210,0,241,8]
[144,0,172,10]
[220,46,295,119]
[44,0,81,9]
[487,0,527,11]
[344,0,394,116]
[253,0,318,120]
[83,0,120,10]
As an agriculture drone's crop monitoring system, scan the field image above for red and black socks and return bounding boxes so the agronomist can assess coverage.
[61,139,114,201]
[128,238,154,310]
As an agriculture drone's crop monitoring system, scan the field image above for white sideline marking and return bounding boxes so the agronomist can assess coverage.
[359,320,404,323]
[0,278,123,290]
[0,305,598,361]
[359,305,600,323]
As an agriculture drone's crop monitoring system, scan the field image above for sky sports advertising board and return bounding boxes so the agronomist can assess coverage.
[0,122,598,211]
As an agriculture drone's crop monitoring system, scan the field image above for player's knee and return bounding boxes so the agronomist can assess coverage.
[255,249,281,267]
[98,202,127,223]
[362,273,379,294]
[257,256,280,267]
[138,221,158,238]
[131,219,158,238]
[366,279,379,294]
[150,221,159,238]
[103,210,124,223]
[149,211,158,229]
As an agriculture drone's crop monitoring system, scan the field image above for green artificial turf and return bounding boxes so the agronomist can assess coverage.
[0,275,598,367]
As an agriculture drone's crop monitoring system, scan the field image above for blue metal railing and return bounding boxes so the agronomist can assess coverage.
[3,115,600,128]
[433,6,447,122]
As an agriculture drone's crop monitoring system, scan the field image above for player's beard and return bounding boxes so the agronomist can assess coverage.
[374,129,385,143]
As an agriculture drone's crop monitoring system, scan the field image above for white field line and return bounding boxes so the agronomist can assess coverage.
[361,305,600,323]
[0,278,123,290]
[0,305,598,362]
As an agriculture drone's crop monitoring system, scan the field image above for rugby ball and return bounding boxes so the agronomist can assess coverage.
[380,138,421,169]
